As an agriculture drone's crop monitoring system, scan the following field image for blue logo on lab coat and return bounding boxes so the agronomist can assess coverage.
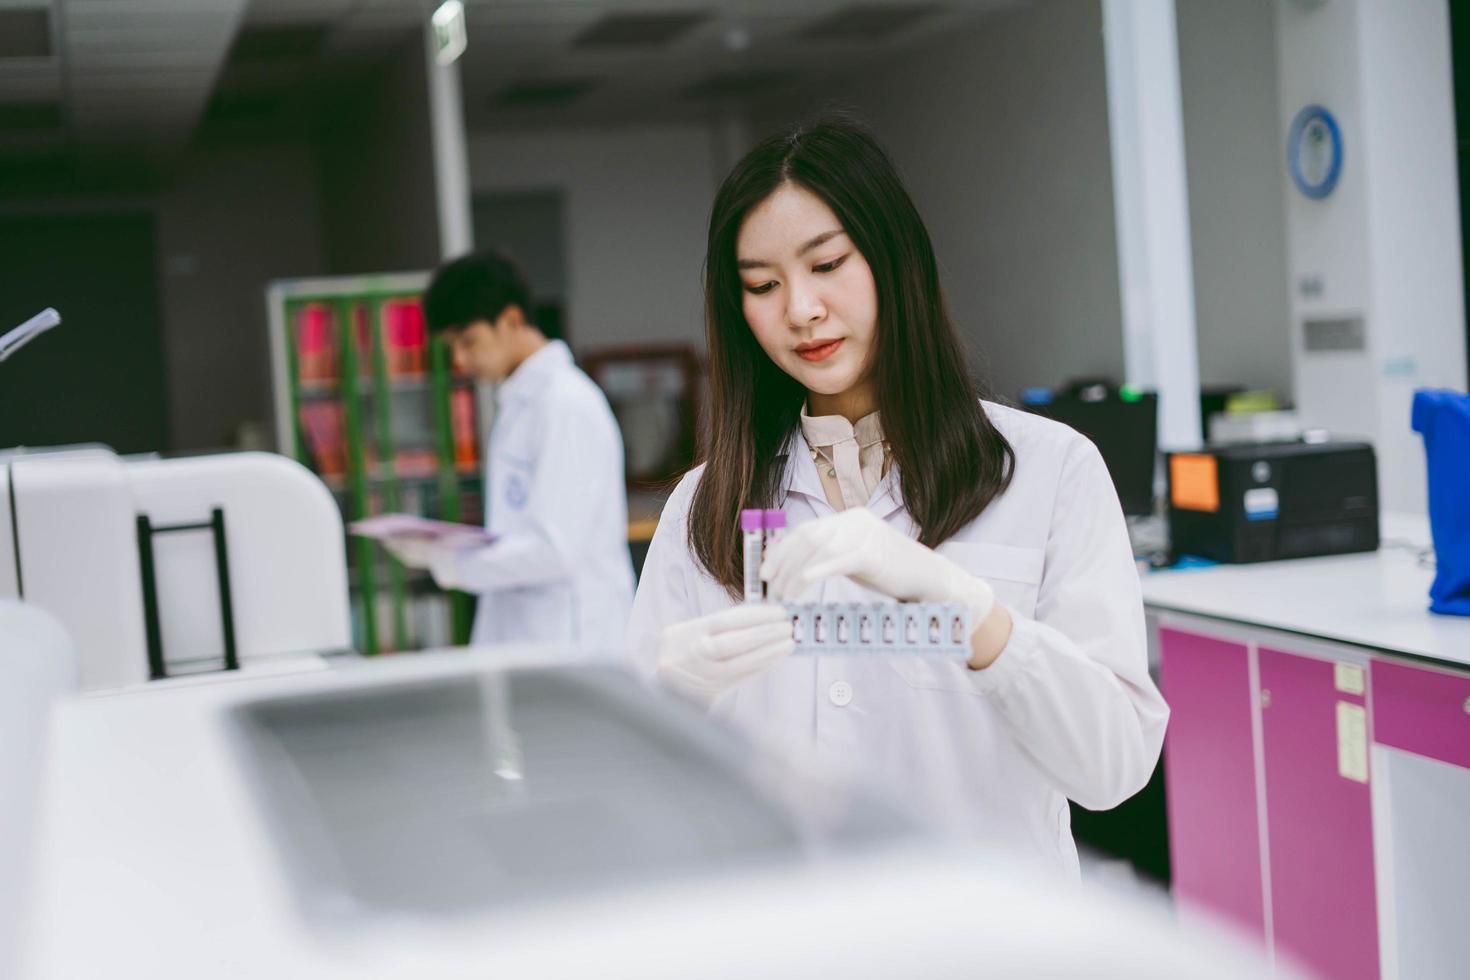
[504,473,528,510]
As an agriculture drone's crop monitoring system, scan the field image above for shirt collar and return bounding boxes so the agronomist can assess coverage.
[498,340,571,403]
[868,464,904,520]
[798,405,885,449]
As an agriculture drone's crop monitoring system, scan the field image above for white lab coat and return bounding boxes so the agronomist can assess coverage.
[627,400,1169,874]
[449,340,635,654]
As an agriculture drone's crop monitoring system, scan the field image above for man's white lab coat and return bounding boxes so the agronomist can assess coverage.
[627,401,1169,874]
[449,341,634,654]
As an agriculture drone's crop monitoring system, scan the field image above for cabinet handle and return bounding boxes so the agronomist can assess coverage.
[1463,696,1470,716]
[1261,689,1272,709]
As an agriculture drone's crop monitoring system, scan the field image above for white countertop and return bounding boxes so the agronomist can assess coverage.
[1140,513,1470,669]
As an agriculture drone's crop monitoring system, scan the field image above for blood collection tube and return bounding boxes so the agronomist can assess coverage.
[741,509,764,602]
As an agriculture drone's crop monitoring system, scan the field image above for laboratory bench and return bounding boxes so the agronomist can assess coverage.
[1141,513,1470,980]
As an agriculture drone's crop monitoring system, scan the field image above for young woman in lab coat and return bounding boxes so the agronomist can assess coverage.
[627,117,1168,874]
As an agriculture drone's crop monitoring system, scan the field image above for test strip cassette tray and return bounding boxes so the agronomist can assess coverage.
[785,602,971,655]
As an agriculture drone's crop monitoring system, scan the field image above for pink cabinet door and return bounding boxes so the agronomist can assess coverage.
[1159,627,1266,940]
[1372,659,1470,769]
[1258,647,1378,980]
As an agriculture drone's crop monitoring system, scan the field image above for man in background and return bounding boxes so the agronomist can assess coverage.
[386,249,634,654]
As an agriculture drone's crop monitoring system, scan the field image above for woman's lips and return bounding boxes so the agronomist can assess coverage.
[796,339,843,362]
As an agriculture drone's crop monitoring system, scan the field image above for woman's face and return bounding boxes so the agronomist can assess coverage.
[736,182,878,406]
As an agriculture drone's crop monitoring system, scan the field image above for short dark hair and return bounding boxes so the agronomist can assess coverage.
[422,249,532,334]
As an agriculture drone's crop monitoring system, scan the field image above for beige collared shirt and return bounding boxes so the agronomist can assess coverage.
[798,406,889,511]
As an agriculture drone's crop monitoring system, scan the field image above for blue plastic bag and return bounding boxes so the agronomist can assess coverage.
[1411,389,1470,616]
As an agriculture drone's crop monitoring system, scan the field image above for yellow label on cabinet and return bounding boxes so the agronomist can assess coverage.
[1334,663,1366,696]
[1337,701,1369,783]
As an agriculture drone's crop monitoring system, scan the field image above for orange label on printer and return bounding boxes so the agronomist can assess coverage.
[1170,454,1220,512]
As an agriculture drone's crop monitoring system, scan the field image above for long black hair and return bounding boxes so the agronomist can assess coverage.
[689,114,1014,596]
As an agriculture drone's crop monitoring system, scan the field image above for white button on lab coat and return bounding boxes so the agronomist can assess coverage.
[627,401,1169,874]
[450,340,635,655]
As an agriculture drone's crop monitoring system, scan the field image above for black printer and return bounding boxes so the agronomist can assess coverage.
[1166,441,1379,563]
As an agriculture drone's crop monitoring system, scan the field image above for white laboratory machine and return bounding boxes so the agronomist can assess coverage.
[0,600,76,979]
[15,645,1282,979]
[1,447,351,690]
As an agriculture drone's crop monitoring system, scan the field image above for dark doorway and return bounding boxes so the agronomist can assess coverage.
[0,212,171,454]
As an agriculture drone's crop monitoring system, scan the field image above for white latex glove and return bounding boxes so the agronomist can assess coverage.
[761,508,995,623]
[656,604,795,706]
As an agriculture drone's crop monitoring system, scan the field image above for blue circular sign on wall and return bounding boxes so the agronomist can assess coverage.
[1287,104,1343,199]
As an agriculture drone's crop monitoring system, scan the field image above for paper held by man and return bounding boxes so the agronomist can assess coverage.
[348,513,497,548]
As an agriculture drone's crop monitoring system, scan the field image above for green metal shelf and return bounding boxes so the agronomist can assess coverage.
[268,275,482,654]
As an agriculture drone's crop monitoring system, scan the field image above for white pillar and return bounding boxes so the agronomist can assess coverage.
[1102,0,1203,451]
[1276,0,1467,513]
[425,14,474,260]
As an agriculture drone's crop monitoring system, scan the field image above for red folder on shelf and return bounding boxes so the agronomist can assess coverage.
[384,300,428,378]
[450,387,478,470]
[296,304,337,383]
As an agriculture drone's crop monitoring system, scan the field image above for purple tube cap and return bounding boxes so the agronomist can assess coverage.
[762,509,787,529]
[741,509,764,531]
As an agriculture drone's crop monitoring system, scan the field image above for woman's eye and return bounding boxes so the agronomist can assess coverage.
[745,281,777,296]
[813,255,847,274]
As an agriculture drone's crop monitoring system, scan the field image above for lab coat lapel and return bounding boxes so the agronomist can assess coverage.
[777,430,830,511]
[868,466,906,522]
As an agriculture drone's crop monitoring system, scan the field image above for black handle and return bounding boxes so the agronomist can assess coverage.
[136,507,239,681]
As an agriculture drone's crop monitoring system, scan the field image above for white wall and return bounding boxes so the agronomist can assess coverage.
[1275,0,1376,453]
[466,124,719,351]
[1177,0,1293,401]
[1356,0,1468,505]
[466,1,1123,393]
[1276,0,1467,511]
[753,0,1125,400]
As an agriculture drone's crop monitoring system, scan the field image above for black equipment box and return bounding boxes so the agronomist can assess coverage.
[1166,441,1379,563]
